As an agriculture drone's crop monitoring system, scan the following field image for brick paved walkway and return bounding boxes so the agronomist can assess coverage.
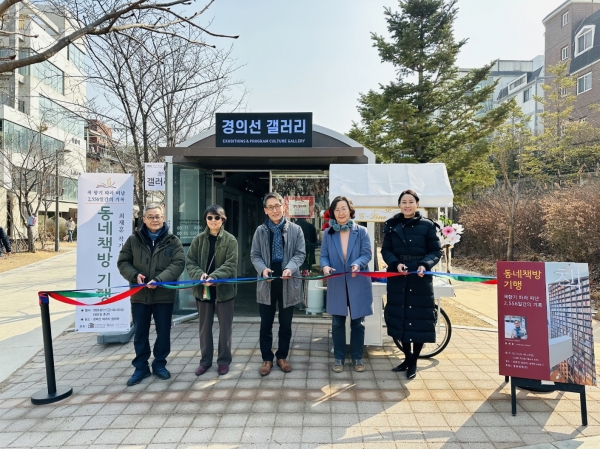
[0,321,598,448]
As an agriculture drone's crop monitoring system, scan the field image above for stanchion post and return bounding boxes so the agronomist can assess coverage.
[31,294,73,405]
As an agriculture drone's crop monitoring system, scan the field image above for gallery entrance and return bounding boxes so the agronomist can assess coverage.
[211,170,330,316]
[160,113,375,316]
[214,171,269,315]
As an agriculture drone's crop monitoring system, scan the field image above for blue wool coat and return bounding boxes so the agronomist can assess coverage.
[320,223,373,319]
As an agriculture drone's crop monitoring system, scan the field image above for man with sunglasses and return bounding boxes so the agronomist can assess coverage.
[118,203,185,386]
[251,192,306,376]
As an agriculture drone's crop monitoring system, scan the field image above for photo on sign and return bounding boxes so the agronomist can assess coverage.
[504,315,528,340]
[546,262,596,386]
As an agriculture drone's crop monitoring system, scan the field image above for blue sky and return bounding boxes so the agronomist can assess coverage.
[201,0,564,134]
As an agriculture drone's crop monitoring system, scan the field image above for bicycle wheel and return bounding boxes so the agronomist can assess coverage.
[393,307,452,358]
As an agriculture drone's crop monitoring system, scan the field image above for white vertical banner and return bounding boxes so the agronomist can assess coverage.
[75,174,134,333]
[145,162,165,191]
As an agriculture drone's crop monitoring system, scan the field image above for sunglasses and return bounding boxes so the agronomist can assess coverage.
[206,215,222,221]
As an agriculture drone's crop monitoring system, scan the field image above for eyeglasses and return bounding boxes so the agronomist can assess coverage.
[145,215,163,221]
[206,215,222,221]
[265,204,282,211]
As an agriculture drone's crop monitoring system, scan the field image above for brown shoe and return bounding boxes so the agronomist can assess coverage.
[259,361,273,376]
[353,359,366,372]
[277,359,292,373]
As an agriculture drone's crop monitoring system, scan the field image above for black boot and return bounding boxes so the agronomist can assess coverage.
[407,343,423,379]
[392,359,409,372]
[406,353,417,379]
[392,341,411,372]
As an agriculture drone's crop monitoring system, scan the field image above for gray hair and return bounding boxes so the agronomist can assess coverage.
[263,192,283,208]
[144,203,164,216]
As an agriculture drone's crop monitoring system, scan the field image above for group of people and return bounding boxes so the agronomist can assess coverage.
[117,189,442,387]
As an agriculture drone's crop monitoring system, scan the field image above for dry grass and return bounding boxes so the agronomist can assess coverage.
[441,300,493,328]
[0,242,76,273]
[451,256,497,276]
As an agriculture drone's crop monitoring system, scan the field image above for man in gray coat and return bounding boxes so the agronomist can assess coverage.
[251,192,305,376]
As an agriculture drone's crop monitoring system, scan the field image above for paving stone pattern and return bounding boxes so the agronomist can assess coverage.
[0,322,599,448]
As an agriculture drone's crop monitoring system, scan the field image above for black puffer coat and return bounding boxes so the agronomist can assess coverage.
[381,212,442,343]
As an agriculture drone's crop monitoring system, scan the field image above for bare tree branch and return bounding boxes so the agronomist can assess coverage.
[83,14,245,214]
[0,0,21,18]
[0,0,238,72]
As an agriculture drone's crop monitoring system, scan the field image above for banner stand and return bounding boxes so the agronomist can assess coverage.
[97,323,136,345]
[31,295,73,405]
[510,376,587,426]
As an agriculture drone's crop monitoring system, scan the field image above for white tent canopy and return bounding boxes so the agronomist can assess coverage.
[329,163,454,208]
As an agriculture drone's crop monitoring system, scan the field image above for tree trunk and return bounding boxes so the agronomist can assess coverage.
[27,224,35,253]
[506,220,514,261]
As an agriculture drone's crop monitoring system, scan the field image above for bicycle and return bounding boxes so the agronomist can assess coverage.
[393,305,452,358]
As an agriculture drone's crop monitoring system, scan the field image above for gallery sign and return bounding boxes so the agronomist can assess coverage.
[215,112,312,147]
[498,261,596,386]
[145,162,165,191]
[75,174,134,333]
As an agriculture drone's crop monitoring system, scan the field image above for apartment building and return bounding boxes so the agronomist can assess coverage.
[0,3,86,235]
[544,0,600,123]
[460,56,545,135]
[494,57,545,135]
[86,119,124,173]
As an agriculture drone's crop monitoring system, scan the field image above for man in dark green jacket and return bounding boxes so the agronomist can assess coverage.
[118,203,185,386]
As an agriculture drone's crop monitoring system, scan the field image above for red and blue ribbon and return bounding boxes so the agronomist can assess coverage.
[39,271,496,306]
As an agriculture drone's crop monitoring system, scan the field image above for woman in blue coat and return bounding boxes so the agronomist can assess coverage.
[321,196,373,373]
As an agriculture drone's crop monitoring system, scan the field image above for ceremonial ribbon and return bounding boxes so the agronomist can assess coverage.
[39,271,496,306]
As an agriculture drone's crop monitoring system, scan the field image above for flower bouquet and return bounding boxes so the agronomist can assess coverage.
[435,216,464,273]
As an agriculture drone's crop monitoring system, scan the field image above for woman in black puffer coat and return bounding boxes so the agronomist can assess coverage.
[381,190,441,379]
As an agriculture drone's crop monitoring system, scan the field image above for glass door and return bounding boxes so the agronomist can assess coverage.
[171,164,211,314]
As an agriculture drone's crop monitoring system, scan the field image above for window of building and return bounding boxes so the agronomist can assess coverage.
[18,49,64,94]
[61,177,78,202]
[39,96,85,139]
[67,44,85,73]
[561,46,569,60]
[509,76,526,92]
[523,88,532,102]
[1,119,63,157]
[575,26,595,57]
[577,72,592,94]
[562,11,569,26]
[560,86,568,97]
